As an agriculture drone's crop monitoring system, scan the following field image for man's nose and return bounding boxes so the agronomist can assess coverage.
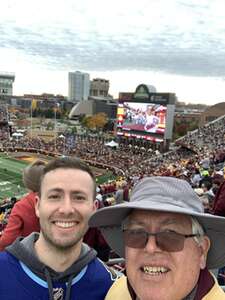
[144,234,161,253]
[58,196,75,214]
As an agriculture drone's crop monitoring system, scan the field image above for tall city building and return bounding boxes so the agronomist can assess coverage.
[90,78,109,97]
[68,71,90,102]
[0,72,15,96]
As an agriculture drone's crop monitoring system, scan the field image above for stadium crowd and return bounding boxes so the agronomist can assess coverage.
[0,114,225,203]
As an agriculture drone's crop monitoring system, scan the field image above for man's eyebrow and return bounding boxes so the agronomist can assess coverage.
[47,188,63,193]
[159,218,181,226]
[128,220,146,226]
[129,218,181,226]
[70,191,86,195]
[47,189,87,196]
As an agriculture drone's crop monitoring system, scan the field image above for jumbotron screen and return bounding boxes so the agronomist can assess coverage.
[116,102,167,142]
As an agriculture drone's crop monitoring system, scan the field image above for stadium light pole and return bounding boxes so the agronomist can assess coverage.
[54,102,60,153]
[54,104,57,153]
[30,101,33,138]
[6,104,11,140]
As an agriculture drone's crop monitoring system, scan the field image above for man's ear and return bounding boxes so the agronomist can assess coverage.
[93,200,98,211]
[199,236,211,269]
[35,195,40,218]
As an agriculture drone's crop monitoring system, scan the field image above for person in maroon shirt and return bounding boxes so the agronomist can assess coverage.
[212,177,225,216]
[0,159,45,251]
[211,176,225,284]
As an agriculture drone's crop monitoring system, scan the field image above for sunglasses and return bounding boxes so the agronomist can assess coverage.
[123,229,199,252]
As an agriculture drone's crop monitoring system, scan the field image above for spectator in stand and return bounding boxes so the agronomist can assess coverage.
[201,181,215,206]
[199,170,212,190]
[83,187,111,262]
[115,184,125,205]
[0,160,45,251]
[212,180,225,216]
[212,173,224,194]
[83,227,111,262]
[191,168,202,188]
[115,181,130,204]
[212,179,225,285]
[123,182,130,202]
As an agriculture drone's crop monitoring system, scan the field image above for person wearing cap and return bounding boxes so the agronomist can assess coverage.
[0,159,45,251]
[89,176,225,300]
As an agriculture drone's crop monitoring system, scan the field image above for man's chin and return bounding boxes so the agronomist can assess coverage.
[43,233,82,250]
[51,239,81,250]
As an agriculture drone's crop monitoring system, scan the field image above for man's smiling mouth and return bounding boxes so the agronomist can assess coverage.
[141,266,169,275]
[54,221,78,228]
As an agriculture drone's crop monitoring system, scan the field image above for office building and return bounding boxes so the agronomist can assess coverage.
[90,78,109,97]
[0,72,15,96]
[68,71,90,102]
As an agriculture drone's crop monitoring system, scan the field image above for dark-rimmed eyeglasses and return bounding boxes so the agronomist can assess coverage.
[123,229,200,252]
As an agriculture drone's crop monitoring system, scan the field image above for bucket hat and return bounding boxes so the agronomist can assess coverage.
[89,176,225,269]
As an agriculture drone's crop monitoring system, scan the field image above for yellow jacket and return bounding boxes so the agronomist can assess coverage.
[105,275,225,300]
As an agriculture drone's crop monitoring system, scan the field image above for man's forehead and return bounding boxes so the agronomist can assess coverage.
[44,167,89,175]
[40,168,95,192]
[42,168,93,183]
[129,209,191,224]
[45,188,86,194]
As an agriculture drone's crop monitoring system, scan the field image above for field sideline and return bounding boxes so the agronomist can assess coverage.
[0,154,28,200]
[0,153,116,201]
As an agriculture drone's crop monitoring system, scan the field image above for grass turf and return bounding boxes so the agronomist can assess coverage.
[0,154,28,200]
[0,153,116,201]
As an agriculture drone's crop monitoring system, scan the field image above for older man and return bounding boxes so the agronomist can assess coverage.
[89,176,225,300]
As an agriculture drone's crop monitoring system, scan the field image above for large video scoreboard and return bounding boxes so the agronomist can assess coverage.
[116,84,176,145]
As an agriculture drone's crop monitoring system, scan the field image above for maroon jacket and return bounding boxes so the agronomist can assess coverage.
[212,181,225,216]
[0,192,40,251]
[84,227,110,262]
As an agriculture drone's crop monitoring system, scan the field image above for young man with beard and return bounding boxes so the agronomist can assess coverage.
[0,157,117,300]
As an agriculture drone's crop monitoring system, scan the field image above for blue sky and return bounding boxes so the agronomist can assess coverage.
[1,0,225,105]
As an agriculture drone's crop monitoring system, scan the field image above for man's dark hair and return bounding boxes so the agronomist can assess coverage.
[38,157,96,199]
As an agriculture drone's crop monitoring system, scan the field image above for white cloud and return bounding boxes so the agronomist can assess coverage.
[0,0,225,104]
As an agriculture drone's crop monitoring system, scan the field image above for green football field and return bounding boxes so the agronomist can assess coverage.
[0,153,116,202]
[0,154,28,201]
